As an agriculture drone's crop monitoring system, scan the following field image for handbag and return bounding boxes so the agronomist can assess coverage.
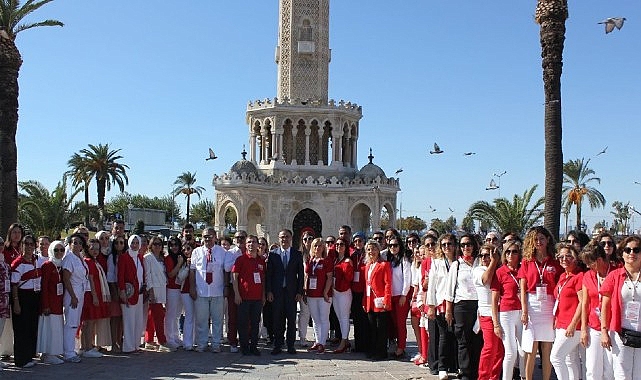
[620,328,641,348]
[176,264,189,286]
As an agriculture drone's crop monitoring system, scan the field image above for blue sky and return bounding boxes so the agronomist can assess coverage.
[14,0,640,234]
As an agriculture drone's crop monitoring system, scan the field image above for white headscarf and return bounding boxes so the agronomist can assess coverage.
[128,234,141,258]
[48,240,65,267]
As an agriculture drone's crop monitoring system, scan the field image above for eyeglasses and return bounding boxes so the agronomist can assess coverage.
[335,243,346,247]
[557,255,575,261]
[600,241,614,247]
[485,237,498,242]
[566,239,577,244]
[388,243,399,248]
[71,241,82,246]
[624,247,641,254]
[373,236,383,241]
[426,242,436,248]
[258,242,266,246]
[354,239,363,243]
[234,236,246,240]
[325,240,335,244]
[441,242,453,247]
[505,249,520,255]
[203,235,214,240]
[303,237,314,241]
[480,254,491,258]
[407,239,418,244]
[53,248,65,253]
[152,242,162,246]
[460,242,473,248]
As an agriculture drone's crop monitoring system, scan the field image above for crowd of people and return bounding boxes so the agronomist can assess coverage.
[1,220,640,380]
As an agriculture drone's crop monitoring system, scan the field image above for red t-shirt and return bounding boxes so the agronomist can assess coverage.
[306,257,332,298]
[517,257,562,295]
[600,267,628,332]
[583,268,608,330]
[491,265,522,312]
[553,270,584,329]
[40,261,63,315]
[164,255,182,290]
[333,256,354,292]
[420,257,432,291]
[231,253,265,301]
[350,249,367,293]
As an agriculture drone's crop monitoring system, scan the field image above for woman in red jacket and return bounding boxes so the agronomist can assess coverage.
[332,237,354,353]
[36,240,65,365]
[305,238,333,354]
[363,238,392,361]
[117,235,146,354]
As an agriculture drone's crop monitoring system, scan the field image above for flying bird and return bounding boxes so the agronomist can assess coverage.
[448,207,455,213]
[599,17,626,34]
[486,179,499,190]
[596,146,608,156]
[205,148,217,161]
[463,152,476,156]
[430,143,444,155]
[428,205,437,213]
[395,168,403,175]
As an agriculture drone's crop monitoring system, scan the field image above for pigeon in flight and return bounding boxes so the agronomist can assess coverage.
[395,168,403,175]
[428,205,437,213]
[205,148,217,161]
[596,146,607,156]
[463,152,476,156]
[599,17,626,34]
[486,179,499,190]
[448,207,454,213]
[430,143,444,155]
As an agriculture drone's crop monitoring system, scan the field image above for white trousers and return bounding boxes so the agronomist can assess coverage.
[63,287,85,358]
[584,327,613,380]
[308,297,331,345]
[165,288,183,345]
[121,296,144,353]
[332,288,352,339]
[180,293,195,348]
[499,309,524,380]
[611,330,641,380]
[298,297,310,340]
[550,328,581,380]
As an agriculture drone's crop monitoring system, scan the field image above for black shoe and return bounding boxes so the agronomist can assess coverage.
[250,347,261,356]
[271,347,282,355]
[287,347,297,354]
[241,346,250,355]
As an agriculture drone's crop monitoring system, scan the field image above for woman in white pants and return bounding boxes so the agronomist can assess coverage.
[304,238,333,354]
[332,238,354,353]
[62,234,91,362]
[549,243,584,380]
[179,243,196,350]
[580,243,614,380]
[164,237,185,348]
[297,231,313,347]
[117,235,145,354]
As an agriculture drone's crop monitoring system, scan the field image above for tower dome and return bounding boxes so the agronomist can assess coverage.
[358,148,386,179]
[230,148,259,177]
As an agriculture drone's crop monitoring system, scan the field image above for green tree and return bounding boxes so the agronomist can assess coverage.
[173,171,205,223]
[133,219,145,235]
[536,0,568,239]
[79,143,129,223]
[467,185,544,236]
[611,201,631,235]
[461,215,475,234]
[18,177,79,238]
[105,192,180,223]
[430,216,456,236]
[66,152,92,226]
[0,0,63,234]
[190,199,215,226]
[562,158,606,232]
[398,216,426,234]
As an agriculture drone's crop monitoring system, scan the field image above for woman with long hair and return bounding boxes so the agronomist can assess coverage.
[180,242,196,350]
[297,230,314,347]
[118,235,146,354]
[164,236,185,349]
[549,243,584,380]
[410,244,426,365]
[106,235,127,352]
[350,232,369,353]
[426,233,459,379]
[518,226,561,380]
[600,235,641,379]
[61,233,90,363]
[3,223,24,265]
[144,236,172,352]
[580,243,614,380]
[305,237,333,354]
[593,231,621,267]
[445,233,482,380]
[332,237,354,353]
[363,239,392,361]
[388,236,412,359]
[491,240,525,380]
[80,238,111,357]
[10,235,42,368]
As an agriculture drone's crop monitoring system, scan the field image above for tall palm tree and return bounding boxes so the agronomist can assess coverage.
[467,185,544,236]
[173,171,205,223]
[536,0,567,240]
[0,0,63,235]
[66,152,91,226]
[562,158,606,231]
[79,143,129,223]
[18,177,80,238]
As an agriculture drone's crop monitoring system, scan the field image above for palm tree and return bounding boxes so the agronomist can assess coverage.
[79,143,129,223]
[0,0,63,234]
[66,152,91,226]
[535,0,568,240]
[562,158,606,231]
[173,171,205,223]
[18,177,80,238]
[467,185,544,236]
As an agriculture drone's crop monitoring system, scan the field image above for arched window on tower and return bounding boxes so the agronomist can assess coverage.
[298,19,315,54]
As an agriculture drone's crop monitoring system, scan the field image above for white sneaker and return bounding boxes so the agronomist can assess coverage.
[229,345,239,353]
[438,371,448,380]
[82,349,103,358]
[157,344,176,352]
[144,342,158,350]
[43,355,64,365]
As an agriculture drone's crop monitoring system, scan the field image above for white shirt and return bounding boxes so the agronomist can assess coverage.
[444,258,479,303]
[190,244,227,297]
[426,258,452,307]
[473,265,492,317]
[390,257,412,296]
[61,252,89,294]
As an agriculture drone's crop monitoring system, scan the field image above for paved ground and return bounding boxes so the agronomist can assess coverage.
[0,321,439,380]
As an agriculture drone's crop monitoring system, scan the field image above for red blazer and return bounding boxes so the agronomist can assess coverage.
[363,261,392,312]
[333,256,354,292]
[117,251,145,304]
[40,261,63,315]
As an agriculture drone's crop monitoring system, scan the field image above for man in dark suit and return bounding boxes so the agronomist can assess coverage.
[265,229,304,355]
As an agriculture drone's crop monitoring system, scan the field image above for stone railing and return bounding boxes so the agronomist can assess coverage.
[246,97,362,116]
[213,171,398,189]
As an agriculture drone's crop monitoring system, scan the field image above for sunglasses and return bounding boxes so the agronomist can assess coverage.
[335,243,346,247]
[624,247,641,254]
[234,236,246,240]
[566,239,577,244]
[303,237,314,241]
[504,249,520,255]
[486,237,498,242]
[203,235,214,240]
[152,242,163,246]
[425,242,436,247]
[354,239,363,243]
[480,254,491,258]
[53,248,65,253]
[600,241,614,247]
[388,243,399,248]
[441,242,453,247]
[460,242,473,248]
[258,242,266,246]
[325,240,335,244]
[557,255,575,261]
[407,239,418,244]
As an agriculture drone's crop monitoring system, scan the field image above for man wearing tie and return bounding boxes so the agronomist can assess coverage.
[189,227,228,353]
[266,229,304,355]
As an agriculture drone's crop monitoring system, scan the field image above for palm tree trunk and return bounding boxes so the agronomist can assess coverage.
[536,0,568,240]
[186,195,191,223]
[97,178,106,226]
[84,180,90,227]
[576,203,582,231]
[0,37,23,234]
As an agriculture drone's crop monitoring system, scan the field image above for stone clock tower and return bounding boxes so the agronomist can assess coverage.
[213,0,399,245]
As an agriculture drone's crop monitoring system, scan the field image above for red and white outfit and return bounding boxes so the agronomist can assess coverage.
[164,254,184,348]
[82,257,111,347]
[306,257,332,346]
[550,269,584,380]
[582,267,614,380]
[144,252,167,346]
[37,258,64,358]
[62,251,89,360]
[390,257,412,351]
[332,255,354,340]
[517,256,562,352]
[474,264,504,380]
[117,236,145,353]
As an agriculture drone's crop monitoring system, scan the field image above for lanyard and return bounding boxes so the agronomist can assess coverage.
[311,258,322,276]
[534,258,548,284]
[625,269,641,302]
[557,272,573,297]
[508,269,519,289]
